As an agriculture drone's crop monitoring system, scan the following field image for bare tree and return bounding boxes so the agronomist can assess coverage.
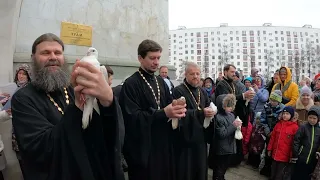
[177,60,187,81]
[218,44,232,73]
[264,49,275,82]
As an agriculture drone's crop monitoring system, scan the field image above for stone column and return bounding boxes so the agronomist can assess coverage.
[0,1,23,180]
[0,0,21,84]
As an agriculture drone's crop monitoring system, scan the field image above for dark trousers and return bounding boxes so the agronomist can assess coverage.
[270,160,293,180]
[212,154,232,180]
[0,171,3,180]
[248,152,261,168]
[291,162,316,180]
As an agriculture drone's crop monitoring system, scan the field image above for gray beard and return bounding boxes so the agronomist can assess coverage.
[31,60,70,92]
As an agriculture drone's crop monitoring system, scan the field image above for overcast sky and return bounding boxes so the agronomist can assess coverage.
[169,0,320,30]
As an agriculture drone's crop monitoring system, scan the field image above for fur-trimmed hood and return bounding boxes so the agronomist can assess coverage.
[216,94,236,113]
[295,97,314,110]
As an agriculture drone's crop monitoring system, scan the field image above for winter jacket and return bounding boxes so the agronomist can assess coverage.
[215,95,237,155]
[293,123,320,164]
[264,102,285,131]
[272,67,299,107]
[267,120,299,162]
[293,106,320,164]
[250,77,269,123]
[295,98,314,125]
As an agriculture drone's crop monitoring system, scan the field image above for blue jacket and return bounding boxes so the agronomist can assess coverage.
[250,77,269,123]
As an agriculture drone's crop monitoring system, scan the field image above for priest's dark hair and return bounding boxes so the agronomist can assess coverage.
[32,33,65,54]
[223,64,236,72]
[104,65,114,76]
[138,39,162,58]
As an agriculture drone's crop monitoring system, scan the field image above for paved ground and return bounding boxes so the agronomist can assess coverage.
[209,161,269,180]
[124,161,269,180]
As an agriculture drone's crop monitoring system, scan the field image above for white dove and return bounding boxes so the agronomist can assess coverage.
[78,47,108,129]
[245,87,255,106]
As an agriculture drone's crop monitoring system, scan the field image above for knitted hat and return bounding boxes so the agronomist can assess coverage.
[300,86,313,96]
[282,106,295,120]
[244,77,253,83]
[314,73,320,81]
[270,90,282,103]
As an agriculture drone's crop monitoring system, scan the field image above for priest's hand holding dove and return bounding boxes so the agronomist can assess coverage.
[168,97,186,129]
[71,60,113,110]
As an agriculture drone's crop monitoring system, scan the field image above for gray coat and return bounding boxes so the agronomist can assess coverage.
[215,95,237,155]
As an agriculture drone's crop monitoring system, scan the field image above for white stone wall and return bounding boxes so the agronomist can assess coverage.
[14,0,169,67]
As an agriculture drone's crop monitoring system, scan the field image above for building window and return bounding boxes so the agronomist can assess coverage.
[288,44,292,49]
[197,44,201,49]
[294,44,298,49]
[191,33,194,36]
[217,31,220,35]
[250,31,254,36]
[230,31,233,34]
[197,50,201,55]
[250,43,255,48]
[242,31,246,36]
[204,32,208,37]
[204,38,208,43]
[242,37,247,42]
[197,32,201,37]
[286,31,291,36]
[197,56,201,61]
[185,50,188,54]
[204,44,208,49]
[191,50,194,54]
[243,43,247,48]
[237,62,240,66]
[237,55,240,59]
[250,37,254,42]
[211,32,214,35]
[197,38,201,43]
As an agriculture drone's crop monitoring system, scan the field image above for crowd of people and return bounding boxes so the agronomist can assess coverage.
[0,33,320,180]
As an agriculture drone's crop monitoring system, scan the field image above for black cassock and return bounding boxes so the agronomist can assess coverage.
[119,68,175,180]
[11,84,125,180]
[172,81,211,180]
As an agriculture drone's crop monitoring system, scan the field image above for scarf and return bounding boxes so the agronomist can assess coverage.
[205,87,213,96]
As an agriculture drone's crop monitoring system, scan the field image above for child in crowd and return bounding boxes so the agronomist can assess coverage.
[292,112,299,123]
[291,106,320,180]
[264,90,285,131]
[213,94,241,180]
[267,106,299,180]
[247,112,270,168]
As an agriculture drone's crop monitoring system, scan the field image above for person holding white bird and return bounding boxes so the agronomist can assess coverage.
[11,33,125,180]
[172,62,216,180]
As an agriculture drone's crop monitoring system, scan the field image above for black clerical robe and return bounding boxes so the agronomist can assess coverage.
[11,84,125,180]
[172,81,210,180]
[119,68,174,180]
